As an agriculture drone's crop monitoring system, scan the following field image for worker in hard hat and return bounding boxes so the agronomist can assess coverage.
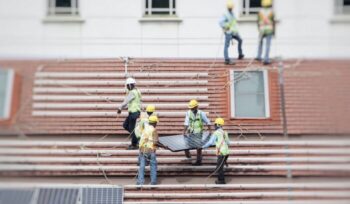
[255,0,275,65]
[137,115,159,185]
[118,77,142,150]
[202,118,230,184]
[219,0,245,65]
[183,99,211,166]
[135,105,156,140]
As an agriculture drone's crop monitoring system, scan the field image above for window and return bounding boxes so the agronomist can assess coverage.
[230,70,270,118]
[144,0,176,15]
[242,0,262,16]
[48,0,79,16]
[335,0,350,14]
[0,69,14,119]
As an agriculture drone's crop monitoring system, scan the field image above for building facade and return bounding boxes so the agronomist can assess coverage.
[0,0,350,59]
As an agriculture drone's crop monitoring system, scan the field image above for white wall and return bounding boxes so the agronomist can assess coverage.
[0,0,349,59]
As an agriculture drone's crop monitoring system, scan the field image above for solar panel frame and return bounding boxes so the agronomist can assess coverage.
[158,131,213,152]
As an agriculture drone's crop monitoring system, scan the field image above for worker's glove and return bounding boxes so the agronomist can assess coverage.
[117,109,122,114]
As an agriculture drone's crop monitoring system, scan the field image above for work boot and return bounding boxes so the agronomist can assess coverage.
[263,60,271,65]
[224,60,235,65]
[238,54,245,60]
[127,145,138,150]
[215,180,226,185]
[193,160,202,166]
[254,57,262,62]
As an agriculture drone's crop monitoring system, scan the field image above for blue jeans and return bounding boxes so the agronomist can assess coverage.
[224,33,243,62]
[257,34,272,63]
[137,152,157,185]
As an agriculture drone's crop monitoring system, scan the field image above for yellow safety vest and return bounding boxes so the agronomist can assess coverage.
[139,125,156,152]
[224,12,239,34]
[258,8,274,35]
[214,129,230,156]
[128,89,142,113]
[188,110,203,134]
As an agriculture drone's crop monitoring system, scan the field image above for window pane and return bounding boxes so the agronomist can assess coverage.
[0,70,9,118]
[234,71,266,118]
[250,0,261,8]
[152,0,169,8]
[56,0,71,7]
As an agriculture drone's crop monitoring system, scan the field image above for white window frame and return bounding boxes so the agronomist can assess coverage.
[47,0,79,16]
[144,0,176,16]
[241,0,262,16]
[0,69,14,119]
[229,70,270,119]
[335,0,350,15]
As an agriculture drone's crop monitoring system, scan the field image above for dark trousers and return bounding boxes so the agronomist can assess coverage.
[185,148,202,163]
[216,155,229,183]
[123,111,140,146]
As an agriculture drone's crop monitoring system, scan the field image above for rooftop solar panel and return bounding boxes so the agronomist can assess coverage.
[0,185,123,204]
[0,189,34,204]
[37,188,79,204]
[158,131,212,152]
[82,187,123,204]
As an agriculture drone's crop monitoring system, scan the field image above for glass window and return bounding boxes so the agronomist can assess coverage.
[48,0,79,16]
[145,0,176,15]
[242,0,262,15]
[230,70,270,118]
[335,0,350,14]
[0,69,14,119]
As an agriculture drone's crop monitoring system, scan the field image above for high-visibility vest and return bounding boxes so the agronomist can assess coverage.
[127,88,142,113]
[139,125,156,152]
[135,112,156,139]
[258,8,274,35]
[214,129,229,156]
[188,110,203,134]
[224,12,239,34]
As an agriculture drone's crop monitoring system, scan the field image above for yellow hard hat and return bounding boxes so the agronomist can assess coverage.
[149,115,159,124]
[188,99,199,109]
[261,0,272,7]
[227,0,234,9]
[215,118,225,126]
[146,105,155,113]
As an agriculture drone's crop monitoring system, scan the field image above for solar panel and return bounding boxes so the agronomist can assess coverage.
[82,187,123,204]
[0,185,123,204]
[0,189,34,204]
[37,188,79,204]
[158,131,212,152]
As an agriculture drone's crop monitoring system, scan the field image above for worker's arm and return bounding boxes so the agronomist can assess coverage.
[153,130,159,150]
[272,12,276,36]
[201,111,212,133]
[117,92,135,113]
[183,111,190,135]
[219,14,229,31]
[202,134,217,149]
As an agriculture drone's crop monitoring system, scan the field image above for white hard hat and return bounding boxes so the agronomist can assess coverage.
[125,77,136,85]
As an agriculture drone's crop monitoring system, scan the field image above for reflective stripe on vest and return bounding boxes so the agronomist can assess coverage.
[128,89,142,113]
[214,129,229,156]
[188,110,203,134]
[258,8,273,35]
[139,125,155,151]
[225,12,238,34]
